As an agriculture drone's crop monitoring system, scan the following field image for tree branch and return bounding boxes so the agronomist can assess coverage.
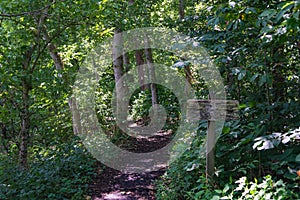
[0,1,55,18]
[35,5,64,72]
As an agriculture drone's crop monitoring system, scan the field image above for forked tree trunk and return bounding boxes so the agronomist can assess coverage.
[38,6,64,73]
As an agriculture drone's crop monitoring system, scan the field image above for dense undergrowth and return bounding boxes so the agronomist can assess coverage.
[0,139,97,200]
[155,125,300,200]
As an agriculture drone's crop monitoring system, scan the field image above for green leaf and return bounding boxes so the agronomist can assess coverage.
[296,154,300,162]
[223,126,230,134]
[250,73,259,82]
[280,1,295,10]
[259,74,267,86]
[276,3,295,23]
[260,9,277,18]
[238,70,246,80]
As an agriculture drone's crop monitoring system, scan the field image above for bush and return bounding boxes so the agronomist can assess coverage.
[0,141,96,200]
[221,175,299,200]
[155,125,300,199]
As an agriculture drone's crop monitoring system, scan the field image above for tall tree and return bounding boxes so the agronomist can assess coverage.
[112,29,128,123]
[144,37,158,106]
[135,50,148,90]
[179,0,185,19]
[0,0,101,167]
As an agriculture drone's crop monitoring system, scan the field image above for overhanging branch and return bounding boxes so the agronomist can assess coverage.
[0,1,55,18]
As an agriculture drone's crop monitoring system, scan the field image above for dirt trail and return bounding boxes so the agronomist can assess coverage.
[89,128,172,200]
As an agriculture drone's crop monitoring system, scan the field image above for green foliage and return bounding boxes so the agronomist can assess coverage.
[130,89,153,121]
[0,140,96,200]
[129,85,180,129]
[155,124,208,199]
[1,0,299,199]
[221,175,299,200]
[157,0,300,198]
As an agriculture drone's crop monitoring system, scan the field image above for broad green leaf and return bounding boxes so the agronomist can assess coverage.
[296,154,300,162]
[223,126,230,134]
[238,69,246,80]
[259,74,267,86]
[260,9,277,18]
[276,3,295,23]
[280,1,295,10]
[250,73,259,82]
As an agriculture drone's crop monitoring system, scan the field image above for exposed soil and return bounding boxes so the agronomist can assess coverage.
[89,125,172,200]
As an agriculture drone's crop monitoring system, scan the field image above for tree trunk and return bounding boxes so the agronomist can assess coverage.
[19,46,35,169]
[37,7,64,73]
[0,123,9,153]
[178,0,192,95]
[144,43,158,106]
[19,81,30,169]
[112,29,127,123]
[179,0,185,20]
[123,51,130,72]
[113,29,124,83]
[184,64,193,95]
[135,50,149,90]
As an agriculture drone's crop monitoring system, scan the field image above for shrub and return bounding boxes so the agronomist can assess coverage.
[0,141,96,200]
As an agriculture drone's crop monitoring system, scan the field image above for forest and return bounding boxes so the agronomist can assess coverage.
[0,0,299,199]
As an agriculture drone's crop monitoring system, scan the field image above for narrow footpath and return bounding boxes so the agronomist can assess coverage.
[89,128,172,200]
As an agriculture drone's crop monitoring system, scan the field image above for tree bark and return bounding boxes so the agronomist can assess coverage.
[19,46,35,169]
[19,81,30,169]
[135,50,149,90]
[112,29,124,84]
[37,6,64,73]
[184,64,193,95]
[179,0,185,20]
[123,51,130,73]
[144,41,158,106]
[178,0,193,95]
[112,29,127,122]
[0,123,9,153]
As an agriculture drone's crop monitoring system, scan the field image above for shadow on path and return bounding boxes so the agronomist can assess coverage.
[89,129,172,200]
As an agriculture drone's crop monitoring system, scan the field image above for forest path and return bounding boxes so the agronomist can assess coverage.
[89,125,172,200]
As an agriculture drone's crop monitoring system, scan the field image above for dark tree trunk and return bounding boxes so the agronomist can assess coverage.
[0,123,9,153]
[19,81,30,169]
[184,64,193,96]
[135,50,149,90]
[123,51,130,72]
[19,46,35,169]
[179,0,185,20]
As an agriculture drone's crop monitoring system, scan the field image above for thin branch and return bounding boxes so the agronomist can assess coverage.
[0,1,55,18]
[30,21,80,73]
